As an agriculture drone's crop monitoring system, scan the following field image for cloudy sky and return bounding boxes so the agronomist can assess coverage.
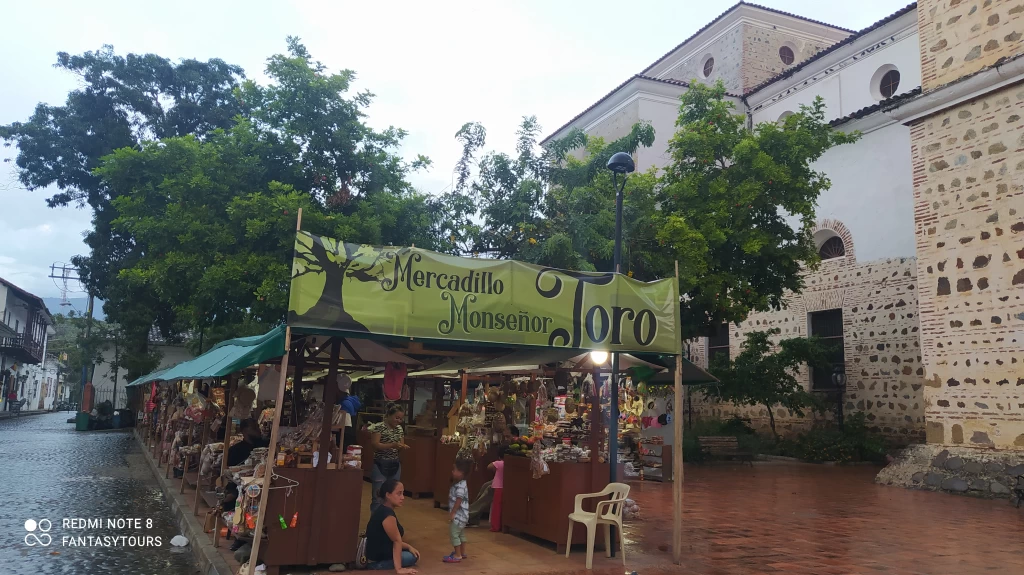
[0,0,911,299]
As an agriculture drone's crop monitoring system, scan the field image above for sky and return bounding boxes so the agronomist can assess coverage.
[0,0,913,300]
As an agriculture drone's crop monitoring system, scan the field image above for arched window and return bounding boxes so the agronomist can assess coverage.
[818,236,846,260]
[812,221,854,262]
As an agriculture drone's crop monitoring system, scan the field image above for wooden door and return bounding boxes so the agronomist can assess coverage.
[501,456,529,530]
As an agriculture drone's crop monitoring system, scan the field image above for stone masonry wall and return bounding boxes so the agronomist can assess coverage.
[661,23,829,94]
[877,444,1024,497]
[741,23,829,93]
[691,251,926,442]
[909,86,1024,449]
[663,25,747,94]
[917,0,1024,92]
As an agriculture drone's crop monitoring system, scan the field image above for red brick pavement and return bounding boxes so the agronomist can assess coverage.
[619,463,1024,575]
[216,463,1024,575]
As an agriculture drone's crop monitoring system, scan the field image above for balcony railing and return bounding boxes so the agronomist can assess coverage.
[0,334,45,364]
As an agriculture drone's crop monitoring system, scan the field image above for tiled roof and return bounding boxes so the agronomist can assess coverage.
[641,1,855,77]
[745,3,918,97]
[829,86,923,126]
[541,75,744,144]
[0,277,52,322]
[541,75,686,144]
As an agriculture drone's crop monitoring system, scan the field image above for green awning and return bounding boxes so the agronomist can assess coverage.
[126,326,287,385]
[126,367,172,388]
[648,356,720,385]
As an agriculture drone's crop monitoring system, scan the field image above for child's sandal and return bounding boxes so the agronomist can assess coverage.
[443,554,462,563]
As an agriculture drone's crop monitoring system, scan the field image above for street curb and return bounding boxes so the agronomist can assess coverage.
[0,410,52,420]
[134,430,235,575]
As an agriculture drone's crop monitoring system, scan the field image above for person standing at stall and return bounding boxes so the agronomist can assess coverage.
[487,456,505,532]
[369,404,409,514]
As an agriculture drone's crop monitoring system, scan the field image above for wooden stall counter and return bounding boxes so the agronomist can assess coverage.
[399,433,436,498]
[501,455,609,552]
[357,429,375,480]
[263,466,363,570]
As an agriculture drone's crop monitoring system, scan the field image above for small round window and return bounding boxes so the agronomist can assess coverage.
[879,69,901,99]
[702,57,715,78]
[779,46,795,65]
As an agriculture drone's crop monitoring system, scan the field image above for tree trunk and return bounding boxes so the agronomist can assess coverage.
[303,238,367,331]
[767,405,777,438]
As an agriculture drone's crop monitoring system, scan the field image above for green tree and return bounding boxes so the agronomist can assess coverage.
[47,313,124,388]
[1,45,246,375]
[3,39,438,378]
[538,135,660,276]
[449,116,657,272]
[655,81,859,339]
[707,328,833,437]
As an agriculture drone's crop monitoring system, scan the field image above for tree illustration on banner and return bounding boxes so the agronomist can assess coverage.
[290,232,397,331]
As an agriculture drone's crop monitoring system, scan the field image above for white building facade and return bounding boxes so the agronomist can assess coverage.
[543,2,929,440]
[0,277,54,411]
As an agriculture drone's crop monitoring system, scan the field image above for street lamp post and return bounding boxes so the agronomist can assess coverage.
[605,151,635,482]
[832,364,847,430]
[605,151,634,559]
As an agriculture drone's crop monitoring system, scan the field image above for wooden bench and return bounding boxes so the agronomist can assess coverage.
[697,436,754,466]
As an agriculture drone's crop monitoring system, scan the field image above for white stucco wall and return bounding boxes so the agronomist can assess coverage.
[92,343,194,407]
[633,92,746,172]
[812,123,916,260]
[637,96,685,171]
[19,360,59,410]
[751,29,921,125]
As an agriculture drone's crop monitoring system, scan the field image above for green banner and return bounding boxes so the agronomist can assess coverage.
[287,232,680,354]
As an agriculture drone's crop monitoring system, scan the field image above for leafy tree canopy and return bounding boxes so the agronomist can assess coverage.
[2,39,436,377]
[655,81,858,338]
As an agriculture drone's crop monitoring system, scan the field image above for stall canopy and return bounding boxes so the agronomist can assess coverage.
[468,348,582,374]
[649,356,719,385]
[126,327,287,386]
[362,357,486,379]
[125,367,172,388]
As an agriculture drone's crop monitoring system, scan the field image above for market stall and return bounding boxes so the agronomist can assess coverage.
[128,220,686,575]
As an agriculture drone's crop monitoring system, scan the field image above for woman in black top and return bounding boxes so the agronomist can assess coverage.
[365,478,420,573]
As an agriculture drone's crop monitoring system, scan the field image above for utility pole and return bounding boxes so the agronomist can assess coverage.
[74,293,95,412]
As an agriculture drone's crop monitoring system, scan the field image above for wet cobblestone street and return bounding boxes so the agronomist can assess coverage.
[0,413,199,575]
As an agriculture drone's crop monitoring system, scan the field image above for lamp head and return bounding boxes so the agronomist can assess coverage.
[606,152,635,174]
[589,350,609,365]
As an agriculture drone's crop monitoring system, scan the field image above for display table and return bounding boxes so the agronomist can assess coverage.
[399,434,437,497]
[501,455,609,552]
[433,441,495,509]
[262,466,362,572]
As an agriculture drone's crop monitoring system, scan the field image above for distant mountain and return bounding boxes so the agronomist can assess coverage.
[42,297,106,321]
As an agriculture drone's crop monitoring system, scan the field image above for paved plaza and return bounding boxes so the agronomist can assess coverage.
[5,413,1022,575]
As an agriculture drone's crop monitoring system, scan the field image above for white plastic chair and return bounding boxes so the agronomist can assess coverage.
[565,482,630,570]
